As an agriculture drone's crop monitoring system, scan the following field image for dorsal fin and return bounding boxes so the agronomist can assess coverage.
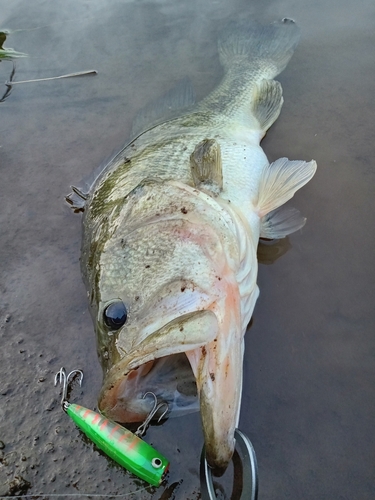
[131,78,195,138]
[190,139,223,196]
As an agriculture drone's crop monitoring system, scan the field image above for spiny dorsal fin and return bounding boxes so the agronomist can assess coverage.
[255,157,317,217]
[190,138,223,195]
[252,79,283,134]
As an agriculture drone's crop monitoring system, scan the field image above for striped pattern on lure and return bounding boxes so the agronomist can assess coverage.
[65,403,169,486]
[54,368,169,487]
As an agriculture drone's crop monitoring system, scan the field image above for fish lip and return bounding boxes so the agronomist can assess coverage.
[98,309,219,421]
[99,319,207,390]
[97,344,201,423]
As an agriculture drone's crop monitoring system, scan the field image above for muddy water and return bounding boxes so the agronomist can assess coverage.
[0,0,374,498]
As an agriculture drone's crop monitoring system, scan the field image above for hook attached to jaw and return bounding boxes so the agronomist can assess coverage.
[135,391,169,437]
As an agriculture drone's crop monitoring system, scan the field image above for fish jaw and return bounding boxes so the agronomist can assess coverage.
[98,269,245,473]
[98,309,219,423]
[186,274,243,471]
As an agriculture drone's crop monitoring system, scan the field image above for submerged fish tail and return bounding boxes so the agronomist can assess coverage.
[218,18,300,78]
[198,19,300,133]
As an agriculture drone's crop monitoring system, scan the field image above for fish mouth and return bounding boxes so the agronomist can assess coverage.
[98,310,219,423]
[98,353,199,423]
[98,299,243,471]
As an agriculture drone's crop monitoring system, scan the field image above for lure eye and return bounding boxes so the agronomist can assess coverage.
[103,301,127,330]
[151,457,163,469]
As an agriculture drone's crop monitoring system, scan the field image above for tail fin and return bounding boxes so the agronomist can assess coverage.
[218,18,300,78]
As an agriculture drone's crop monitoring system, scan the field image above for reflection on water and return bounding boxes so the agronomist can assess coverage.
[258,238,292,266]
[1,0,375,499]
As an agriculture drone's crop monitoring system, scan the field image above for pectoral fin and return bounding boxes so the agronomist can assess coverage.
[256,157,317,218]
[190,139,223,195]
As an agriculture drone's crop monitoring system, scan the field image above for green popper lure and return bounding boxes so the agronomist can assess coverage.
[54,368,169,487]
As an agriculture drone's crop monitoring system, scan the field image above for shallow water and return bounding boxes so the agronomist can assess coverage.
[1,0,374,498]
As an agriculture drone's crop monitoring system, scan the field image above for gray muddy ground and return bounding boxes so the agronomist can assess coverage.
[1,0,374,498]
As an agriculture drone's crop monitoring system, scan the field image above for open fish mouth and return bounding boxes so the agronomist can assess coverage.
[98,309,219,424]
[98,352,200,423]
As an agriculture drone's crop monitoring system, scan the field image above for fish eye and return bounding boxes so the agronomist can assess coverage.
[103,301,127,330]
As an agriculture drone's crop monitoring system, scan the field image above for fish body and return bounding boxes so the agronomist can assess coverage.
[72,19,316,470]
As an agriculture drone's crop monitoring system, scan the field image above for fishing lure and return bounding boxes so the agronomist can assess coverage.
[54,367,169,487]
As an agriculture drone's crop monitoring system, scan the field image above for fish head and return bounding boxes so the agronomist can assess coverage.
[82,178,245,470]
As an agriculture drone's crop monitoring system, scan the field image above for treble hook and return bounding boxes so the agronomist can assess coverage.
[135,392,169,437]
[54,367,84,412]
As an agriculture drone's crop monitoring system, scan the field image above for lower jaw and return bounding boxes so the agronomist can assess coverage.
[98,352,199,423]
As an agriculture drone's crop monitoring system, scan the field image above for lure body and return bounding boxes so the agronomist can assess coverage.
[66,403,169,486]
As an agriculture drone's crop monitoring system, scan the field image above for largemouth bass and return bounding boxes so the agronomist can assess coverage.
[67,18,316,470]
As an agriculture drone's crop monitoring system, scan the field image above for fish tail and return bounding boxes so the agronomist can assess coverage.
[218,18,300,78]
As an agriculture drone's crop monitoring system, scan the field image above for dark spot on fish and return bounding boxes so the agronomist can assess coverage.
[201,346,207,356]
[181,286,186,292]
[181,207,188,214]
[179,326,184,332]
[145,265,150,268]
[124,157,131,163]
[135,296,140,301]
[210,373,215,381]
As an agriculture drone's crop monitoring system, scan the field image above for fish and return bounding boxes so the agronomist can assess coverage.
[67,18,316,471]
